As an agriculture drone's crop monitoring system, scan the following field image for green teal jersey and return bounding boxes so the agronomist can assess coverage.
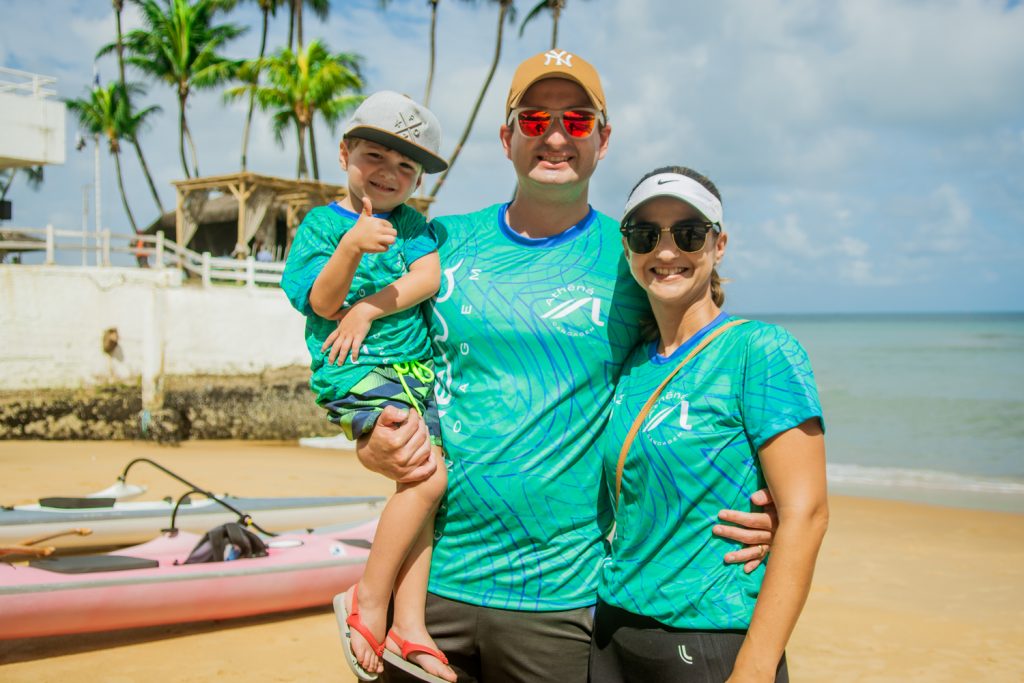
[426,203,650,611]
[281,203,436,404]
[598,313,823,629]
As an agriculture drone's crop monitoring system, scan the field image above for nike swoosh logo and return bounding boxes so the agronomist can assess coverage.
[656,179,679,185]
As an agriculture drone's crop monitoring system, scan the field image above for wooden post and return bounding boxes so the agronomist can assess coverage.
[101,230,111,267]
[202,252,211,287]
[155,231,165,269]
[141,287,165,413]
[174,187,185,269]
[44,224,54,264]
[246,256,256,288]
[226,179,254,259]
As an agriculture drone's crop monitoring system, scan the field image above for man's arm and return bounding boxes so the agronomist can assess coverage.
[714,488,779,572]
[308,197,396,318]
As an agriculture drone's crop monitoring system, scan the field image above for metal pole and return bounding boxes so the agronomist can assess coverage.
[81,185,89,266]
[94,133,102,266]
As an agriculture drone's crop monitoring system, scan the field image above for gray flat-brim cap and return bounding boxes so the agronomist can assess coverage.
[344,91,448,174]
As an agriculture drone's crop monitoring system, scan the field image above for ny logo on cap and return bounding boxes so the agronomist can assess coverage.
[393,111,423,140]
[543,50,573,67]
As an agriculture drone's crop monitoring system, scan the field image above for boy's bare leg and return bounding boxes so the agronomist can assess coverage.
[347,445,448,675]
[388,449,456,681]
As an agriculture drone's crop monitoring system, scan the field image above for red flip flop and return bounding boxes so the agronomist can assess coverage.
[333,586,385,681]
[383,629,453,683]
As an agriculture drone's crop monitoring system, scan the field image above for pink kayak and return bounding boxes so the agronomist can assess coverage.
[0,518,376,640]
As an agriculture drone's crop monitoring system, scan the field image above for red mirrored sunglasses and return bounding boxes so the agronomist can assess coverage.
[508,107,605,139]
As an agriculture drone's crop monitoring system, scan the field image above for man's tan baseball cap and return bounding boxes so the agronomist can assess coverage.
[506,49,607,119]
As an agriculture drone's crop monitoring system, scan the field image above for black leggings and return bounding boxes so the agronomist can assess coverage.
[589,601,788,683]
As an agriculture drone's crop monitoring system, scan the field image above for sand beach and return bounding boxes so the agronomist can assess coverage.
[1,440,1022,682]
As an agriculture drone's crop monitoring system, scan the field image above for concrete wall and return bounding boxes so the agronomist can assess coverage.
[0,92,66,167]
[0,265,308,394]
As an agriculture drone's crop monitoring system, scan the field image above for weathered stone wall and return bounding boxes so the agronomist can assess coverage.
[0,367,335,443]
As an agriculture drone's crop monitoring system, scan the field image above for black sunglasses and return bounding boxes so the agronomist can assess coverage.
[619,220,720,254]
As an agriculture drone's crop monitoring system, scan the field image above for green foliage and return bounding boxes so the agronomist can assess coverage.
[65,83,161,155]
[101,0,246,177]
[226,40,363,177]
[104,0,245,96]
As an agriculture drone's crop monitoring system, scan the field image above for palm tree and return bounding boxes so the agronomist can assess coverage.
[518,0,583,48]
[232,0,287,171]
[66,83,161,248]
[109,0,165,213]
[105,0,245,179]
[429,0,516,199]
[227,40,363,180]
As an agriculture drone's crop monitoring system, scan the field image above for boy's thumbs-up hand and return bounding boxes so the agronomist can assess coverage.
[344,196,397,254]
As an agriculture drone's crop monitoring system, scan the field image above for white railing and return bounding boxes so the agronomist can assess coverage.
[0,226,285,288]
[0,66,58,100]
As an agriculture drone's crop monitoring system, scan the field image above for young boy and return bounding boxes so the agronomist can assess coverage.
[281,91,455,683]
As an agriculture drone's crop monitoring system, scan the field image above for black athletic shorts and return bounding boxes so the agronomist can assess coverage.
[382,592,594,683]
[589,601,789,683]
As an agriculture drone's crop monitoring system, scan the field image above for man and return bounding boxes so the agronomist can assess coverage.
[355,50,775,682]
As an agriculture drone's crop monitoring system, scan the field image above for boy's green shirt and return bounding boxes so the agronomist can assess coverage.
[281,202,436,404]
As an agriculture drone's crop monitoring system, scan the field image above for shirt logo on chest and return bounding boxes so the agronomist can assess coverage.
[539,283,605,337]
[643,391,693,446]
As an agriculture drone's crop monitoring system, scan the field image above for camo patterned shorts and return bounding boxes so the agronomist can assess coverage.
[323,360,442,446]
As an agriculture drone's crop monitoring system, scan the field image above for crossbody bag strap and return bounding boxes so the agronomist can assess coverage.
[614,319,750,511]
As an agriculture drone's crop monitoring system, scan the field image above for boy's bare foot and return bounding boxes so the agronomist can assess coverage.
[387,625,458,682]
[346,584,386,675]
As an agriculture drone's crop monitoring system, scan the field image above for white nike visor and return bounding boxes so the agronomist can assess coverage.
[622,173,724,227]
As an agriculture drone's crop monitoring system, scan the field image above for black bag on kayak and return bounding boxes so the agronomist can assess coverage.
[183,522,268,564]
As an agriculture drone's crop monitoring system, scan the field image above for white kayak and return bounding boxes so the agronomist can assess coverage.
[1,494,385,550]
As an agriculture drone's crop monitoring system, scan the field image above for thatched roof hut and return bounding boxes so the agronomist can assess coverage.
[146,172,433,261]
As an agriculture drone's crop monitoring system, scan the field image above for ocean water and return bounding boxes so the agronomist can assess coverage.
[756,313,1024,513]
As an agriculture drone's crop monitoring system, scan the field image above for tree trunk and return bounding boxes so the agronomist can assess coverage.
[183,105,201,177]
[241,8,270,172]
[112,148,141,235]
[296,123,309,179]
[114,2,164,212]
[114,3,127,86]
[132,138,165,213]
[288,0,295,50]
[177,95,191,178]
[424,0,439,107]
[551,6,560,49]
[296,0,304,51]
[309,121,320,180]
[429,3,509,199]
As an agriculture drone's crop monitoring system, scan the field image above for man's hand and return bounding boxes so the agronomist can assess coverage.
[355,406,436,483]
[342,196,396,254]
[714,488,779,573]
[322,304,374,365]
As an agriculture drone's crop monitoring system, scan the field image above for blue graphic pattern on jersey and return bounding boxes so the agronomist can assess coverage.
[426,204,650,611]
[598,317,823,629]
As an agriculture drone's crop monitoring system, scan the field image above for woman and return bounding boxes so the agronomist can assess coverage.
[590,166,828,683]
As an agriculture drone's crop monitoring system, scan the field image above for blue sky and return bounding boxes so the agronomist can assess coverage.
[1,0,1022,313]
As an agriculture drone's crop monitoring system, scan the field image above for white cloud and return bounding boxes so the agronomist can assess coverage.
[3,0,1023,312]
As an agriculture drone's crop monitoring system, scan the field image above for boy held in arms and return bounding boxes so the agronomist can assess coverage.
[281,91,455,683]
